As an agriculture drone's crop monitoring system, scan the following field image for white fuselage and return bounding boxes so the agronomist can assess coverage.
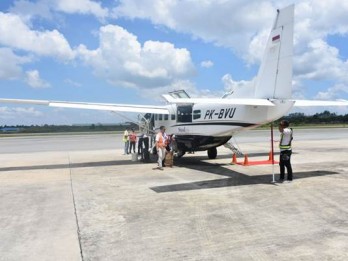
[155,101,294,136]
[152,100,294,152]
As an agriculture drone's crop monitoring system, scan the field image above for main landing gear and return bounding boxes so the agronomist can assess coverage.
[207,147,217,159]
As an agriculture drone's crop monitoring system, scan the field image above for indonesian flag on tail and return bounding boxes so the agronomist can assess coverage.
[272,34,280,42]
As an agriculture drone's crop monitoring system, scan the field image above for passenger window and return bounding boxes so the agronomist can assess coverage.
[164,114,168,121]
[193,110,201,120]
[171,114,175,120]
[159,114,163,121]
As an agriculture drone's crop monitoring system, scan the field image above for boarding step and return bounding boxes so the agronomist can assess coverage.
[223,142,243,156]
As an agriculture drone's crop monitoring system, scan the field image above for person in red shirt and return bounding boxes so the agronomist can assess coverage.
[128,129,137,154]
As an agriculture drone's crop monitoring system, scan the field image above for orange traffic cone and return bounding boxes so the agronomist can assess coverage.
[243,154,249,166]
[231,154,238,164]
[268,151,273,161]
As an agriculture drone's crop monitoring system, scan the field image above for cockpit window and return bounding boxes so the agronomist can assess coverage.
[177,105,192,123]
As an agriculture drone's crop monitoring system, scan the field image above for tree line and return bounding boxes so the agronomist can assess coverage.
[281,110,348,125]
[0,123,138,134]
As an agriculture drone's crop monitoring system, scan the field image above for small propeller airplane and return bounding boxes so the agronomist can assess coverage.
[1,5,348,159]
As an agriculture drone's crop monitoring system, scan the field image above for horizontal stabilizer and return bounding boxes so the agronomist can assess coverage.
[0,98,169,114]
[293,100,348,107]
[162,95,275,106]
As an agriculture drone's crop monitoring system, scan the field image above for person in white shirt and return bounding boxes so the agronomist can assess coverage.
[278,120,293,182]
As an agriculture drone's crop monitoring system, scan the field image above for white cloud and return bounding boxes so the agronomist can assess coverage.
[77,24,195,89]
[200,60,214,68]
[0,48,32,80]
[137,79,197,101]
[9,0,52,21]
[55,0,109,19]
[10,0,109,21]
[314,83,348,100]
[112,1,348,61]
[113,0,276,57]
[296,0,348,36]
[291,1,348,99]
[25,70,50,88]
[0,48,51,88]
[246,29,270,65]
[0,106,43,121]
[113,0,348,100]
[64,79,82,87]
[2,0,348,107]
[222,73,255,98]
[294,39,348,81]
[0,12,75,60]
[293,38,348,99]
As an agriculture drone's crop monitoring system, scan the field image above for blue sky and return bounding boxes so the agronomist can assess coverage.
[1,0,348,125]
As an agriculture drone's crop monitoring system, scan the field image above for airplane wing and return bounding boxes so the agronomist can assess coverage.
[0,98,170,114]
[293,100,348,107]
[162,95,275,106]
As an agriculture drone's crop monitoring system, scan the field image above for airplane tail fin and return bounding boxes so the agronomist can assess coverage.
[254,5,294,99]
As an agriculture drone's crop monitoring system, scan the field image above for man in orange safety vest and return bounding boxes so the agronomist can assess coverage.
[154,126,167,170]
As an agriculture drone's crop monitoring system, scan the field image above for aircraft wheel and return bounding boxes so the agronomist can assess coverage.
[207,147,217,159]
[176,151,186,158]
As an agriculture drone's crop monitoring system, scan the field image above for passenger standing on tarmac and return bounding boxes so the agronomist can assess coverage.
[129,128,137,154]
[123,127,129,155]
[278,120,293,182]
[154,126,166,170]
[138,133,144,155]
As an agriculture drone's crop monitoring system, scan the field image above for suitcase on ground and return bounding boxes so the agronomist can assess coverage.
[142,150,151,163]
[164,152,174,167]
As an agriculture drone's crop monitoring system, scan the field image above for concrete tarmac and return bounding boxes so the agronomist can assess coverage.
[1,129,348,260]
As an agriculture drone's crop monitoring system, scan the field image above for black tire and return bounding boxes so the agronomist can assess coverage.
[207,147,217,159]
[176,151,185,158]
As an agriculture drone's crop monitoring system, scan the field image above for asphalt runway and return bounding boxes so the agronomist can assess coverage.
[1,128,348,260]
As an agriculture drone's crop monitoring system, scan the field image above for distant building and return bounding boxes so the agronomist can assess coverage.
[0,127,20,133]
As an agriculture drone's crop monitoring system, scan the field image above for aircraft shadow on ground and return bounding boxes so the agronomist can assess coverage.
[0,159,145,172]
[150,156,338,193]
[1,151,324,192]
[183,151,282,161]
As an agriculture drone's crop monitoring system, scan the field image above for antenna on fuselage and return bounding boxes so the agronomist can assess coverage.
[221,90,234,99]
